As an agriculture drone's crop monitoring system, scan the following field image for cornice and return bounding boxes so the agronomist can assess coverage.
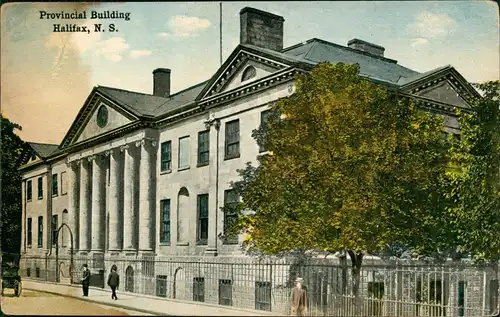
[403,68,479,103]
[60,91,140,150]
[199,49,290,101]
[200,67,297,109]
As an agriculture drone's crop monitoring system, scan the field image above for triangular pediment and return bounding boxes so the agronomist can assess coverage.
[197,46,292,101]
[60,89,139,149]
[413,80,471,109]
[401,66,481,109]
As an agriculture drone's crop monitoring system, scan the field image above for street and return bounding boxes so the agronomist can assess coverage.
[1,289,152,315]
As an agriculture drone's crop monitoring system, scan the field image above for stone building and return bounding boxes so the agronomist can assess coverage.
[20,7,491,315]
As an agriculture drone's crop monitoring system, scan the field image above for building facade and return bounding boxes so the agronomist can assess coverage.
[19,7,491,315]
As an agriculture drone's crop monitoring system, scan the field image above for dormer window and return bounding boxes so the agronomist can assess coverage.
[241,66,256,82]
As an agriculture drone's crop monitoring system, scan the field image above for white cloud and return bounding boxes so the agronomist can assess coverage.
[130,50,152,58]
[94,37,130,62]
[411,38,430,48]
[158,15,211,38]
[409,12,457,39]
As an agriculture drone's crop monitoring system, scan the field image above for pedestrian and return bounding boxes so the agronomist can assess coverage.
[291,277,308,316]
[81,264,90,297]
[107,265,120,300]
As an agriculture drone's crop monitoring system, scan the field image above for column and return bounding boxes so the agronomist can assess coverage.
[122,144,136,251]
[21,181,26,253]
[91,154,105,252]
[138,139,157,252]
[205,119,220,255]
[67,161,79,251]
[107,149,122,251]
[79,158,91,252]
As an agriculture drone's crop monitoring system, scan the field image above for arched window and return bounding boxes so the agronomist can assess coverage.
[177,187,190,244]
[125,265,134,292]
[241,66,256,82]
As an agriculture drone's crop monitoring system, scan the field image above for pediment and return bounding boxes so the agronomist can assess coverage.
[75,100,134,143]
[401,66,480,110]
[60,89,139,149]
[197,48,291,101]
[414,80,471,109]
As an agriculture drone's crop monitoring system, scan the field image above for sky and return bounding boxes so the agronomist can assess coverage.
[1,1,498,144]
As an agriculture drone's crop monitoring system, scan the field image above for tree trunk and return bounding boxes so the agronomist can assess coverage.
[347,251,364,316]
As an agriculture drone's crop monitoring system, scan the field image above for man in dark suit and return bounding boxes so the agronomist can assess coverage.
[81,264,90,296]
[107,265,120,300]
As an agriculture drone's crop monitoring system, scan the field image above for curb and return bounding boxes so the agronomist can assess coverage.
[24,287,162,316]
[23,279,278,316]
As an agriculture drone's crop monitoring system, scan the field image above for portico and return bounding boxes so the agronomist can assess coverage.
[66,136,157,256]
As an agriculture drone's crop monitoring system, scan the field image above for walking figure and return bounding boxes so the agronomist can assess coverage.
[291,277,308,316]
[107,265,120,300]
[81,264,90,297]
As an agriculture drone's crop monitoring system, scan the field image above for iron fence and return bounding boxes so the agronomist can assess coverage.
[18,253,500,316]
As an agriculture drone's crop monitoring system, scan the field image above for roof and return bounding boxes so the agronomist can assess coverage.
[95,80,208,118]
[28,142,59,158]
[282,38,420,85]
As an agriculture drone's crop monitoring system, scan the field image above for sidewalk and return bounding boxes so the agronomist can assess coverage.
[23,280,278,316]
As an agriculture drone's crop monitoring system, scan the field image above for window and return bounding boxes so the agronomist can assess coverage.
[242,66,256,82]
[27,217,32,246]
[60,171,67,195]
[160,199,171,244]
[259,110,272,152]
[193,277,205,302]
[26,268,31,277]
[178,136,190,169]
[31,152,37,161]
[197,130,209,166]
[27,180,32,201]
[37,176,43,199]
[255,281,272,311]
[223,190,239,244]
[219,279,233,306]
[35,267,40,278]
[160,141,172,172]
[52,174,58,196]
[37,216,43,248]
[458,281,466,317]
[368,282,384,316]
[490,280,499,315]
[197,194,209,243]
[225,120,240,159]
[52,215,58,246]
[156,275,168,298]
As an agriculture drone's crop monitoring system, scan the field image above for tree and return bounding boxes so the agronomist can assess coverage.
[445,80,500,262]
[224,62,451,305]
[1,114,26,256]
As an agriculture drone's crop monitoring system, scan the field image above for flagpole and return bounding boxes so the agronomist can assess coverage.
[220,2,223,66]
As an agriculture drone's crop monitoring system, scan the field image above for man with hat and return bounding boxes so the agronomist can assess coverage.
[291,277,308,316]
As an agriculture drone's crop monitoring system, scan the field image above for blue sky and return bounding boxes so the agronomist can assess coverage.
[1,1,498,143]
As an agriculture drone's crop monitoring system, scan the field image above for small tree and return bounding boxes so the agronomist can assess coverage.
[445,80,500,262]
[224,63,451,307]
[0,114,26,256]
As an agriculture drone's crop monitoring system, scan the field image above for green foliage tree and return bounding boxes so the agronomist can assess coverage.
[1,114,26,256]
[445,80,500,262]
[223,62,451,302]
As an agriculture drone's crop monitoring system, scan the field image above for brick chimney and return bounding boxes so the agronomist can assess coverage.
[348,39,385,57]
[153,68,171,97]
[240,7,284,51]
